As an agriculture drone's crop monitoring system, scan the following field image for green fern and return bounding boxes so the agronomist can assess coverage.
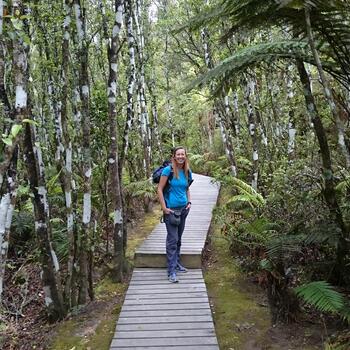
[294,281,344,314]
[229,177,266,208]
[185,40,315,92]
[335,175,350,194]
[189,153,205,165]
[124,179,156,198]
[266,234,304,259]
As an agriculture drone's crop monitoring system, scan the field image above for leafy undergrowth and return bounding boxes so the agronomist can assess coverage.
[1,206,162,350]
[204,227,326,349]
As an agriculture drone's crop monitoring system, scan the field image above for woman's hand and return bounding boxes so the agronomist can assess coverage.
[186,202,191,210]
[163,207,174,215]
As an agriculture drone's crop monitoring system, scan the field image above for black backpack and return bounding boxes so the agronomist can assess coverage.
[152,160,193,189]
[152,160,173,184]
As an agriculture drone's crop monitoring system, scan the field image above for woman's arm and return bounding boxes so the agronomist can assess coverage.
[186,188,191,210]
[157,176,173,214]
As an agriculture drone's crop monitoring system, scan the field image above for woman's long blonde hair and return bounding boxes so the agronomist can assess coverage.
[171,146,190,179]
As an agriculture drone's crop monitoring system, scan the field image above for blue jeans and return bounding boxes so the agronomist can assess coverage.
[164,206,189,275]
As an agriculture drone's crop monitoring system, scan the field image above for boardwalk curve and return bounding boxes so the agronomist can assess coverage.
[110,174,220,349]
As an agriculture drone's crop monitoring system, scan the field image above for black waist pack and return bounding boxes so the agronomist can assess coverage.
[169,209,182,226]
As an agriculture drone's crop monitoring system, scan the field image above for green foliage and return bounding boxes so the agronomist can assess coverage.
[186,40,311,91]
[294,281,345,315]
[266,234,303,260]
[124,179,157,200]
[184,0,350,86]
[226,177,265,209]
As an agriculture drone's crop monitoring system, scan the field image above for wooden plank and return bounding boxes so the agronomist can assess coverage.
[129,279,204,285]
[117,315,213,324]
[115,329,216,338]
[120,309,211,317]
[127,284,207,292]
[111,346,219,350]
[123,297,209,305]
[127,287,207,295]
[110,336,218,347]
[116,322,213,332]
[125,292,208,300]
[128,284,206,291]
[121,303,210,311]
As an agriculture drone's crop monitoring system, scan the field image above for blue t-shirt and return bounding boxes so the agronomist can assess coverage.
[161,166,192,208]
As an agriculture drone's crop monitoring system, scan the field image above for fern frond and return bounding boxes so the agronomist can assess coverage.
[227,194,255,208]
[335,176,350,193]
[231,177,265,207]
[124,179,156,198]
[294,281,344,313]
[185,40,313,92]
[267,235,303,259]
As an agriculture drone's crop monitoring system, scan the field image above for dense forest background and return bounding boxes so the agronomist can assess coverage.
[1,0,350,348]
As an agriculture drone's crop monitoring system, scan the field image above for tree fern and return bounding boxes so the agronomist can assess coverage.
[294,281,345,314]
[185,40,340,93]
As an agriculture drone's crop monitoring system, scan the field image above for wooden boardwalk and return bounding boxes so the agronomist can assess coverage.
[110,174,220,349]
[134,174,220,268]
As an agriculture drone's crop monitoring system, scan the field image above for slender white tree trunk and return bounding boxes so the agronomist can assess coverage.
[286,64,296,160]
[106,0,124,282]
[134,0,151,175]
[73,0,92,305]
[201,25,237,176]
[148,78,163,159]
[121,0,136,168]
[244,78,259,190]
[305,7,350,168]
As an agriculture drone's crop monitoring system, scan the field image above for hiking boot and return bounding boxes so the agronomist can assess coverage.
[176,264,188,273]
[168,272,178,283]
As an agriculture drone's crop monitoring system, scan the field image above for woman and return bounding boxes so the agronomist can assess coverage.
[157,146,192,283]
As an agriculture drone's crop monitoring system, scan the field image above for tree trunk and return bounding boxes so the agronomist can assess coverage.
[107,0,124,282]
[296,59,349,285]
[134,0,151,176]
[73,0,92,305]
[244,78,259,190]
[305,7,350,168]
[201,25,237,176]
[59,0,77,308]
[24,122,66,320]
[148,78,163,160]
[0,149,18,302]
[286,64,296,160]
[121,0,136,170]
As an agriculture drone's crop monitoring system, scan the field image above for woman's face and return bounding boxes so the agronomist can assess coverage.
[174,148,186,166]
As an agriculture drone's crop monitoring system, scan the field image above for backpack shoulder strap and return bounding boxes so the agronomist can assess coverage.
[187,169,193,188]
[168,165,173,181]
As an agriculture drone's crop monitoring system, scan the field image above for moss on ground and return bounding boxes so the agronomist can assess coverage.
[205,235,270,349]
[125,206,162,261]
[49,278,124,350]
